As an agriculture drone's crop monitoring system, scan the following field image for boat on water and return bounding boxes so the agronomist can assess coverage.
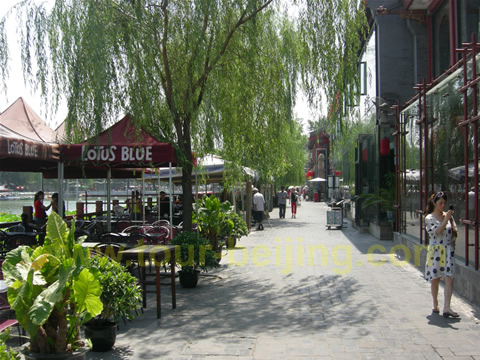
[0,193,32,200]
[0,195,20,201]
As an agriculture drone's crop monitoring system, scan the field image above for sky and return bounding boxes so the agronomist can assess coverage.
[0,0,315,133]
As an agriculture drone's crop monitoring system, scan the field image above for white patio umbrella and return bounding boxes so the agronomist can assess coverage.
[308,177,327,182]
[448,162,480,181]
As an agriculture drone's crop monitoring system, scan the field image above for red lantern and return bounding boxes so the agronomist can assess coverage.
[380,137,390,156]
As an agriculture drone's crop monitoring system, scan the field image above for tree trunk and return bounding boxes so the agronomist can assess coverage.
[181,150,194,232]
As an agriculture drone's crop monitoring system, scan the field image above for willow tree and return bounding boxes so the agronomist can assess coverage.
[0,0,365,230]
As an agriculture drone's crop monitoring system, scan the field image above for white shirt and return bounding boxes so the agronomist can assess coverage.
[253,192,265,212]
[278,191,288,205]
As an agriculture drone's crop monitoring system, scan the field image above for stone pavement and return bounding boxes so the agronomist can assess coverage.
[87,201,480,360]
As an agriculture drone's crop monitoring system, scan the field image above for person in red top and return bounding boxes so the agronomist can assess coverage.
[34,191,51,225]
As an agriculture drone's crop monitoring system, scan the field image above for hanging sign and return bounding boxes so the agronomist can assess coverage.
[80,145,153,162]
[0,137,56,160]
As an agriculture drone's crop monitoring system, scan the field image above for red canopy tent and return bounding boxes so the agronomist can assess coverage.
[59,115,179,230]
[0,124,60,171]
[0,98,60,172]
[0,98,131,177]
[61,115,177,168]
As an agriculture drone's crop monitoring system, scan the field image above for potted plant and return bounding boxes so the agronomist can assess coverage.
[0,328,20,360]
[84,255,142,352]
[2,212,103,360]
[222,211,248,249]
[193,195,234,260]
[170,232,219,288]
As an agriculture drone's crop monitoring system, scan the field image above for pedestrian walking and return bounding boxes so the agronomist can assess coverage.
[252,187,265,230]
[424,191,459,318]
[291,188,298,218]
[278,186,288,219]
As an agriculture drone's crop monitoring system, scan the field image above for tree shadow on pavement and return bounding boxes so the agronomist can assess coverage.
[89,270,378,359]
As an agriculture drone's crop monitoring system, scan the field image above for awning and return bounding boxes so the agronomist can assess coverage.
[61,115,177,168]
[0,124,60,172]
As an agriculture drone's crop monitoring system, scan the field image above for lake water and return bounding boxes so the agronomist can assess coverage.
[0,199,98,215]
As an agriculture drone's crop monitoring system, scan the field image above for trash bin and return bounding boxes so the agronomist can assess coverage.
[326,207,342,229]
[314,192,319,202]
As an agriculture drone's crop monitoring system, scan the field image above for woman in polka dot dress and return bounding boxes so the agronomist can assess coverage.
[424,191,459,318]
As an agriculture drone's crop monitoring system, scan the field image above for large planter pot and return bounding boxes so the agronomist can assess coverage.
[179,270,200,288]
[226,237,237,249]
[84,320,117,352]
[215,249,223,264]
[23,347,89,360]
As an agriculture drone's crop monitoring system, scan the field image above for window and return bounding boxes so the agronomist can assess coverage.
[359,62,367,95]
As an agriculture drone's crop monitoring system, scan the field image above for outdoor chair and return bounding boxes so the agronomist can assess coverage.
[176,222,197,233]
[117,220,132,232]
[98,232,125,243]
[74,220,85,229]
[0,286,22,344]
[126,233,152,246]
[94,243,124,263]
[3,234,37,250]
[122,225,148,235]
[145,226,170,245]
[5,224,25,233]
[152,219,170,227]
[76,220,103,241]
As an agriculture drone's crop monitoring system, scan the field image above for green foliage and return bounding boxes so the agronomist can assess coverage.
[2,212,102,355]
[0,213,21,223]
[0,172,42,192]
[0,329,20,360]
[360,188,395,213]
[88,255,142,323]
[0,1,367,230]
[193,195,233,252]
[170,231,219,274]
[360,173,396,213]
[222,211,248,240]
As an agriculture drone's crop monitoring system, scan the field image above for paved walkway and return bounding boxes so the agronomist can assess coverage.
[88,201,480,360]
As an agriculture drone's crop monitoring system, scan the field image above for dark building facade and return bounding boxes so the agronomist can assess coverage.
[340,0,480,303]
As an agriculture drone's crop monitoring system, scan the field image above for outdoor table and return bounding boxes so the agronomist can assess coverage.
[119,245,176,319]
[81,241,133,250]
[4,232,37,237]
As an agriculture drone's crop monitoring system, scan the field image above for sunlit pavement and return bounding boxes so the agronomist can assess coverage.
[87,201,480,360]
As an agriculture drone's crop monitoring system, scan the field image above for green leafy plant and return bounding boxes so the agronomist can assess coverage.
[88,255,142,323]
[193,195,233,253]
[221,211,248,248]
[360,188,395,213]
[170,231,219,274]
[0,328,20,360]
[0,213,21,224]
[360,172,395,214]
[2,212,103,355]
